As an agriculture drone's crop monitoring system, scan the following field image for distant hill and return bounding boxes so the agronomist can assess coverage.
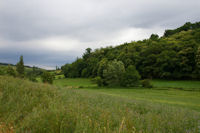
[61,21,200,80]
[0,62,43,70]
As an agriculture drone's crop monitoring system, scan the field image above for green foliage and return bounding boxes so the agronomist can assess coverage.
[97,58,108,78]
[41,71,54,84]
[26,66,42,82]
[61,22,200,80]
[103,60,125,86]
[81,68,88,77]
[28,75,37,82]
[150,34,159,40]
[0,66,6,75]
[164,22,200,37]
[141,79,153,88]
[83,47,92,60]
[6,65,16,77]
[92,76,103,86]
[16,55,25,78]
[61,58,86,78]
[196,47,200,73]
[121,65,141,87]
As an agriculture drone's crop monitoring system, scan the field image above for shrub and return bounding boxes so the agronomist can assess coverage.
[41,71,54,84]
[28,75,37,82]
[7,65,16,77]
[141,79,153,88]
[0,67,6,75]
[121,65,141,87]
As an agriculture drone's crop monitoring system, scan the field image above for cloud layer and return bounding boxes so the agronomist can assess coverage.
[0,0,200,69]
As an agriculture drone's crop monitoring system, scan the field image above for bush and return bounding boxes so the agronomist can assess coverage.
[41,71,54,84]
[141,79,153,88]
[28,75,37,82]
[121,65,141,87]
[92,76,103,86]
[0,67,6,75]
[7,65,16,77]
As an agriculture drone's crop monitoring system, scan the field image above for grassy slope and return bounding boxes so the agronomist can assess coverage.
[0,76,200,132]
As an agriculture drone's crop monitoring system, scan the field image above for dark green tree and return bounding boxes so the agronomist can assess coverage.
[103,60,125,86]
[83,48,92,60]
[150,34,159,40]
[16,55,25,77]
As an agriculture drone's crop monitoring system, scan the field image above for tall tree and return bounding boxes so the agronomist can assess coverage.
[83,48,92,60]
[16,55,25,77]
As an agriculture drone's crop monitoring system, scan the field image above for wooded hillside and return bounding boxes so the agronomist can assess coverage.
[62,22,200,80]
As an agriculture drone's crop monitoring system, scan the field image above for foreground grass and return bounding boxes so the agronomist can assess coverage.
[0,76,200,133]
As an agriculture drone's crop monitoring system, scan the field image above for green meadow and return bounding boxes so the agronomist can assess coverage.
[54,78,200,111]
[0,76,200,132]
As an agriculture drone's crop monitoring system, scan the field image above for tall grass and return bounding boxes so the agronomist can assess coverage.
[0,76,200,133]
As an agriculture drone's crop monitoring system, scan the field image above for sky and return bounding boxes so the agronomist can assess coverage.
[0,0,200,69]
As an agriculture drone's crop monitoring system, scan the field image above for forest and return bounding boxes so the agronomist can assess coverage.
[61,22,200,84]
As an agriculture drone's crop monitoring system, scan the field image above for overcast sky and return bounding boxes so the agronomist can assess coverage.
[0,0,200,69]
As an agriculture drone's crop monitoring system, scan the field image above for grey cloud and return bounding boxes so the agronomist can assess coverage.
[0,46,78,68]
[0,0,200,68]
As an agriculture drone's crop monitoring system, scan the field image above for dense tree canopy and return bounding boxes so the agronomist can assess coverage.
[62,22,200,80]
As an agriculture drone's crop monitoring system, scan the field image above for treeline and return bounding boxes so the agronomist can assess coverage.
[0,56,54,84]
[0,62,38,69]
[61,22,200,84]
[164,22,200,37]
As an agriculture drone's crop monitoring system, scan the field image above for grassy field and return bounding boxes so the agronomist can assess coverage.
[152,79,200,90]
[54,78,96,87]
[0,76,200,132]
[53,78,200,112]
